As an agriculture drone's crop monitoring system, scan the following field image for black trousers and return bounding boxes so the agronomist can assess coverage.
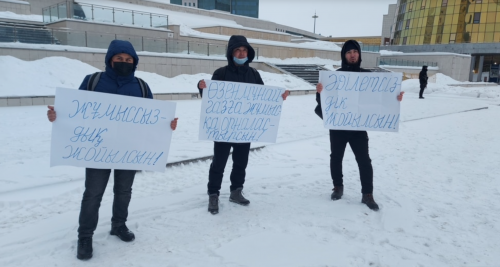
[78,168,136,238]
[207,142,251,195]
[329,130,373,194]
[419,84,426,98]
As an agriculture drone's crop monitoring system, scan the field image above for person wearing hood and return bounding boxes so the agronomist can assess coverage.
[46,40,178,260]
[197,35,289,215]
[314,40,404,211]
[419,65,428,99]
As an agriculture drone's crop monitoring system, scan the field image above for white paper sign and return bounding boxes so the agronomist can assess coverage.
[199,80,286,143]
[50,88,176,171]
[319,71,402,132]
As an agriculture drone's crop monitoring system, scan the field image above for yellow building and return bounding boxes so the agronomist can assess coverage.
[392,0,500,45]
[387,0,500,82]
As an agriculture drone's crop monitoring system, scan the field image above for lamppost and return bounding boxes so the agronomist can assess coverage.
[312,11,318,34]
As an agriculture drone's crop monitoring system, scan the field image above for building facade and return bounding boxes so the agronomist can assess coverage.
[171,0,259,18]
[386,0,500,82]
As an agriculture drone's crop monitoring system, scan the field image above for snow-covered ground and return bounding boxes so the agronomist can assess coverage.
[1,54,500,266]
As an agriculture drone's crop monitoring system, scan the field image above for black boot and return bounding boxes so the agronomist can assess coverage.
[110,224,135,242]
[77,237,93,260]
[229,187,250,205]
[208,194,219,214]
[361,194,379,211]
[331,186,344,200]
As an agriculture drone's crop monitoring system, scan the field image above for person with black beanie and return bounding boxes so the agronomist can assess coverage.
[419,65,428,99]
[314,40,404,211]
[197,35,289,215]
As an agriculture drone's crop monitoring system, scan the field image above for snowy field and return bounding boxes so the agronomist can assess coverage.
[1,56,500,266]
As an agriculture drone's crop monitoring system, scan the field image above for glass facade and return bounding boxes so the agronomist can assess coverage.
[172,0,259,18]
[231,0,259,18]
[392,0,500,45]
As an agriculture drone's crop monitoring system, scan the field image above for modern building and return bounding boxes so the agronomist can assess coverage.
[170,0,259,18]
[381,4,397,46]
[383,0,500,82]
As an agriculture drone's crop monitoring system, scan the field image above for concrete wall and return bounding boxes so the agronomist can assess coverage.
[380,67,438,80]
[384,43,500,55]
[177,35,340,60]
[0,46,282,77]
[361,52,379,68]
[46,20,174,39]
[380,54,471,81]
[0,0,30,15]
[193,26,291,42]
[42,20,338,60]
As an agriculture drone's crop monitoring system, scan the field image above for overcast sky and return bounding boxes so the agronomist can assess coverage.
[259,0,397,37]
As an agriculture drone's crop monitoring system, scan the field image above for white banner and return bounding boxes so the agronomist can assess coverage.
[50,88,176,172]
[199,80,286,143]
[319,71,402,132]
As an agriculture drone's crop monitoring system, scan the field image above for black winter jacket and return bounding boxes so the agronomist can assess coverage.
[419,66,428,86]
[315,40,371,119]
[198,35,264,96]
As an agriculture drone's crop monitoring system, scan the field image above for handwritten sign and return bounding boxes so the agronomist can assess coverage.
[319,71,402,132]
[199,80,286,143]
[50,88,176,171]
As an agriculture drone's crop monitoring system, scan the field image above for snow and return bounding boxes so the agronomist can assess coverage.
[0,0,28,5]
[380,50,470,58]
[0,56,315,96]
[0,11,42,22]
[1,55,500,266]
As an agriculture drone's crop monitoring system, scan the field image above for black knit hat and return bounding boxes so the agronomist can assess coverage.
[343,41,360,53]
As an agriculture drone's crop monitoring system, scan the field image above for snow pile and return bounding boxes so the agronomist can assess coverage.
[0,11,43,22]
[0,55,314,96]
[0,56,98,96]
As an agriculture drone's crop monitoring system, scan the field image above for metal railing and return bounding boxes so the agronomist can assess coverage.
[377,57,438,67]
[0,25,247,58]
[42,1,168,28]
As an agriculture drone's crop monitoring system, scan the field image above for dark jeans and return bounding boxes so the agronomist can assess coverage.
[419,84,426,98]
[78,168,136,238]
[329,130,373,194]
[207,142,251,195]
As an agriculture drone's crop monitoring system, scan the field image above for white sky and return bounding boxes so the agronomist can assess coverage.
[259,0,398,37]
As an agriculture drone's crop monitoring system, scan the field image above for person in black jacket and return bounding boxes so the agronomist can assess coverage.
[197,35,289,214]
[315,40,404,211]
[47,40,178,260]
[419,65,428,99]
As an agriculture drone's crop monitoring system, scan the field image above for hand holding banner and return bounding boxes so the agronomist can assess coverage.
[50,88,176,172]
[319,71,402,132]
[199,80,286,143]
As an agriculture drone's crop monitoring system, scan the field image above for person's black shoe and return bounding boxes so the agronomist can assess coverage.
[208,194,219,214]
[229,187,250,205]
[110,225,135,242]
[77,237,93,260]
[331,186,344,200]
[419,96,425,99]
[361,194,380,211]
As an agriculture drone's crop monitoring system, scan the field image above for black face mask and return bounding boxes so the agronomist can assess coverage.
[112,62,134,76]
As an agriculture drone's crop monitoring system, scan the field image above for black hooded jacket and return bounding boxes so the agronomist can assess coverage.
[198,35,264,96]
[419,66,428,86]
[315,40,370,118]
